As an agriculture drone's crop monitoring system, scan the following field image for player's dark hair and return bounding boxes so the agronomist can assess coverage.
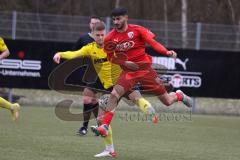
[111,7,128,17]
[89,15,102,22]
[92,21,105,31]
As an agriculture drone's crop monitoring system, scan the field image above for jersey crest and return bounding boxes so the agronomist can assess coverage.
[127,32,134,39]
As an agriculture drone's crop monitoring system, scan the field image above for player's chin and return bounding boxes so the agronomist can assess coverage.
[98,41,104,46]
[114,24,121,29]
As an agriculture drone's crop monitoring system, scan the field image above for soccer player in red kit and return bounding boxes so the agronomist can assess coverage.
[94,8,193,137]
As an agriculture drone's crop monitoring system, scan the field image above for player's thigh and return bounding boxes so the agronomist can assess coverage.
[83,88,96,103]
[115,71,135,94]
[83,87,95,97]
[141,69,167,95]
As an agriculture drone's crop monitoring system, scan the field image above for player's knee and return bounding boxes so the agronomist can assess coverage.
[128,90,141,101]
[83,96,93,104]
[163,100,171,106]
[91,98,98,104]
[111,89,120,100]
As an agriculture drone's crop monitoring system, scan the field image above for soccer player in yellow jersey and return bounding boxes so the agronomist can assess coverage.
[0,37,20,121]
[53,22,157,158]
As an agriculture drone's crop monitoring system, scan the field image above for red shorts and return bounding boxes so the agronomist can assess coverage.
[116,67,166,95]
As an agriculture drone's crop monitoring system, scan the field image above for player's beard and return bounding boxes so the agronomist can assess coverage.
[114,22,125,31]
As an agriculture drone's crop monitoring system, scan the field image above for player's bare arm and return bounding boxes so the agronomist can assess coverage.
[124,61,139,70]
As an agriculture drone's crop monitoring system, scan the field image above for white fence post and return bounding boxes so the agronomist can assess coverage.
[195,22,202,50]
[105,17,111,33]
[181,0,188,48]
[237,21,240,51]
[192,97,196,113]
[8,89,13,103]
[9,11,17,102]
[12,11,17,40]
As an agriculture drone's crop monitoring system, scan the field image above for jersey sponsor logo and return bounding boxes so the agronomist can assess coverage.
[152,57,202,88]
[94,58,108,64]
[116,41,135,51]
[0,59,42,77]
[104,41,117,52]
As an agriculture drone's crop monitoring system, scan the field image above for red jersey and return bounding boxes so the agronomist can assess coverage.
[104,24,169,66]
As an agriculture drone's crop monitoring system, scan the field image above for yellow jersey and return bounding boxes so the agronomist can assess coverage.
[0,37,8,52]
[59,42,122,89]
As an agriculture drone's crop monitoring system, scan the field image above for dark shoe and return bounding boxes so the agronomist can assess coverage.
[77,126,88,136]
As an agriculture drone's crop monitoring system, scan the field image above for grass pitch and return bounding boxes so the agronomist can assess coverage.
[0,106,240,160]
